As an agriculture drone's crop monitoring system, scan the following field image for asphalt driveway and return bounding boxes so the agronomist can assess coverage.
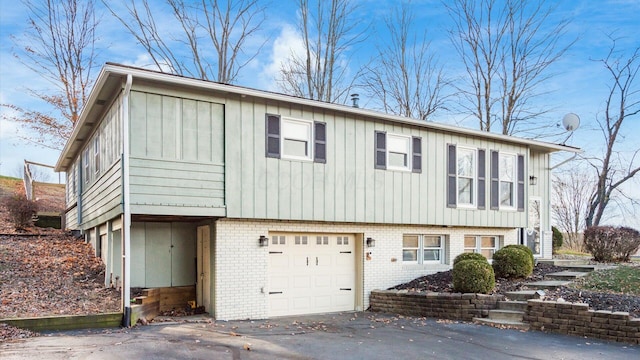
[1,312,638,359]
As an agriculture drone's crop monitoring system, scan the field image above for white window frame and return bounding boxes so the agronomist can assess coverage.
[402,234,445,264]
[386,133,412,171]
[83,148,90,184]
[456,147,476,207]
[94,135,100,176]
[499,152,516,210]
[281,117,313,161]
[464,235,500,260]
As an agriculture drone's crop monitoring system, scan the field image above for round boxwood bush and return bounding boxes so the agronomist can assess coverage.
[503,244,535,267]
[453,252,487,266]
[452,259,495,294]
[492,247,533,279]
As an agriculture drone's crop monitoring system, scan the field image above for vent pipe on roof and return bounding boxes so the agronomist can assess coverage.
[350,94,359,108]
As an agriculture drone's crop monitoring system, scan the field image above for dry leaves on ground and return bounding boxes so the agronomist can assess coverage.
[0,233,121,319]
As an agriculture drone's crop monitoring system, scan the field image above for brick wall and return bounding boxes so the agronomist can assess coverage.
[369,290,503,321]
[524,300,640,344]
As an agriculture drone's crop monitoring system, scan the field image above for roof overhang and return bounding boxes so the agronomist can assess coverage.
[55,63,582,171]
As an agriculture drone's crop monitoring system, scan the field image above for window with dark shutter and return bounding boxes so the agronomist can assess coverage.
[314,122,326,163]
[447,144,457,208]
[375,131,386,169]
[477,149,486,209]
[517,154,525,212]
[265,114,281,158]
[490,150,499,210]
[412,137,422,173]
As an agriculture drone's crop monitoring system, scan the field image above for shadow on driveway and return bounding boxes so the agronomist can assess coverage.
[1,312,638,359]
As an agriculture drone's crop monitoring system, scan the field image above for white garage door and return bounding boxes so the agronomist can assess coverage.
[268,233,355,317]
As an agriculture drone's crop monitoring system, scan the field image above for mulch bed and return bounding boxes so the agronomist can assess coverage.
[390,263,640,318]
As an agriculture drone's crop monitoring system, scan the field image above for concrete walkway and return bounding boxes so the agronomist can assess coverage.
[1,312,637,360]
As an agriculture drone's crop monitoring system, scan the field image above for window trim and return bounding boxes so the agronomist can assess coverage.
[464,235,500,260]
[83,148,90,184]
[498,152,517,210]
[386,133,412,171]
[402,234,445,264]
[281,117,313,161]
[456,146,477,208]
[94,135,100,175]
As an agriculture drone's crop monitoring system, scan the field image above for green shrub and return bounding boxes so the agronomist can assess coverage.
[3,194,38,230]
[452,259,495,294]
[503,244,534,267]
[584,226,640,262]
[492,246,533,279]
[552,226,564,253]
[453,252,487,266]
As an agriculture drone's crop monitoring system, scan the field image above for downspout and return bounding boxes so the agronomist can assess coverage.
[122,74,133,326]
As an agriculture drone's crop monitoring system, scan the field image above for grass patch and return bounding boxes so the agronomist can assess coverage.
[555,248,590,257]
[572,265,640,295]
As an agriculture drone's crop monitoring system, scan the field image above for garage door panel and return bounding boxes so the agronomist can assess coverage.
[268,233,355,317]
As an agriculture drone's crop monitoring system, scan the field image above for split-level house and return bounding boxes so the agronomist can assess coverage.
[55,63,580,321]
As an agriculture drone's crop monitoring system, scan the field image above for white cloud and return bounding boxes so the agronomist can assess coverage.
[257,24,305,92]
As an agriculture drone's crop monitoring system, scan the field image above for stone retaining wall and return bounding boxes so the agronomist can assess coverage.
[524,299,640,344]
[369,290,503,321]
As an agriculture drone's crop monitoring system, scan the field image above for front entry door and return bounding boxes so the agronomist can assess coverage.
[527,197,542,257]
[196,225,211,313]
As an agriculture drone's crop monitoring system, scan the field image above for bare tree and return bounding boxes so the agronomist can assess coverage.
[2,0,98,150]
[278,0,366,103]
[360,3,449,120]
[105,0,266,83]
[551,170,593,250]
[445,0,573,135]
[585,41,640,227]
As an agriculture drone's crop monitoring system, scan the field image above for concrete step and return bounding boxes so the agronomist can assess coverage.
[538,259,590,266]
[486,309,525,322]
[473,317,530,331]
[524,280,571,290]
[545,271,588,280]
[504,290,543,301]
[497,301,528,312]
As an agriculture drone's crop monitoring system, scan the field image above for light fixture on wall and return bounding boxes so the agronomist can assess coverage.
[366,237,375,248]
[529,175,538,186]
[258,235,268,247]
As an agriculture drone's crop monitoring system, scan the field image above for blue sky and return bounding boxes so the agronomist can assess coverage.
[1,0,639,225]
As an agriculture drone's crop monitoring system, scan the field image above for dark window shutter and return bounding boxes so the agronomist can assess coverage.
[517,154,525,212]
[477,149,486,209]
[314,122,326,163]
[490,150,499,210]
[447,144,457,208]
[412,137,422,173]
[375,131,386,169]
[265,114,280,158]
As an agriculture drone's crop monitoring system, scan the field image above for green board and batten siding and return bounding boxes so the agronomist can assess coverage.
[224,97,528,228]
[128,90,225,216]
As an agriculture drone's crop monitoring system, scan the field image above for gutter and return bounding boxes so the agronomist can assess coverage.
[121,74,133,326]
[550,153,579,170]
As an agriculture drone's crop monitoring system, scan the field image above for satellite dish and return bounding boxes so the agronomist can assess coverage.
[562,113,580,131]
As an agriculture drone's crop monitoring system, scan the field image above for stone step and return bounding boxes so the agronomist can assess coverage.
[473,318,530,331]
[504,290,543,301]
[559,264,597,272]
[545,271,588,280]
[524,280,571,290]
[486,309,525,322]
[497,301,528,312]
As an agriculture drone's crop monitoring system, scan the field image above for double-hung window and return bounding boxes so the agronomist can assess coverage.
[94,135,100,176]
[457,147,476,206]
[447,144,485,208]
[374,131,422,172]
[464,235,499,260]
[402,235,445,264]
[83,148,90,184]
[499,153,516,208]
[265,114,326,163]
